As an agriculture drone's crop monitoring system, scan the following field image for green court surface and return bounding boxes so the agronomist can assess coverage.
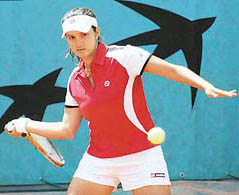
[0,180,239,194]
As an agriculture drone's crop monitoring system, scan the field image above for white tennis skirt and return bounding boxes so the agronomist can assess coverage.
[73,145,171,191]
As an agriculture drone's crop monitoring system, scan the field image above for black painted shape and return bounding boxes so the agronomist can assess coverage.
[113,0,216,107]
[0,68,66,134]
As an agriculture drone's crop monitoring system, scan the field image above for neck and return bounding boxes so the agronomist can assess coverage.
[80,49,96,77]
[81,55,93,67]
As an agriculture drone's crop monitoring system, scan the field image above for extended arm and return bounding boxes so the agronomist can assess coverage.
[144,55,237,98]
[5,107,82,140]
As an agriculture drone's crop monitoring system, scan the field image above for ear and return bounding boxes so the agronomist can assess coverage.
[95,27,100,40]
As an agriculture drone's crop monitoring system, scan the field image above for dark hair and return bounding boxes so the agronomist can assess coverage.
[61,8,97,24]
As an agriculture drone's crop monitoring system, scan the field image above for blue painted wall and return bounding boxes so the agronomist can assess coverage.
[0,0,239,185]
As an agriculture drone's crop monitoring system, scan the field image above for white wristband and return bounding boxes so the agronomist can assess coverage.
[15,118,31,134]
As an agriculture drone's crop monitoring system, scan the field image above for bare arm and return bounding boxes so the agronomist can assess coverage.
[5,107,82,140]
[144,55,237,98]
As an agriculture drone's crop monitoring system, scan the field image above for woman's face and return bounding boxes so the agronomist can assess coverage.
[65,27,100,61]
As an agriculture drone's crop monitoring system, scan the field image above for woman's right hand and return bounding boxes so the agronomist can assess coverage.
[204,87,237,98]
[4,119,22,138]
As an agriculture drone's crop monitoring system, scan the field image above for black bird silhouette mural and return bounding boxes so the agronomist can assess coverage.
[113,0,216,107]
[0,68,66,135]
[0,1,216,135]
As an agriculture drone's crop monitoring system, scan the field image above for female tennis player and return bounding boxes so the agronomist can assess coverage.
[5,8,237,195]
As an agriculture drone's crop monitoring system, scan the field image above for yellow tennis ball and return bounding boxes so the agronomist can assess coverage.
[147,127,165,145]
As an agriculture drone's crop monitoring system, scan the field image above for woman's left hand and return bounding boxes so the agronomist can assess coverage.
[205,87,237,98]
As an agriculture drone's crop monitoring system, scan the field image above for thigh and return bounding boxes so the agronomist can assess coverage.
[67,177,114,195]
[119,146,171,191]
[73,152,120,191]
[132,185,171,195]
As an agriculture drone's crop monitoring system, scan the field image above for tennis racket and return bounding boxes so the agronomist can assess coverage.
[7,124,65,167]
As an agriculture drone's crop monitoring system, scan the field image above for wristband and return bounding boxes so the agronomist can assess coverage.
[15,118,31,134]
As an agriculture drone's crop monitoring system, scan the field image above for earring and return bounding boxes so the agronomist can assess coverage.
[65,48,77,65]
[65,48,71,59]
[95,37,99,48]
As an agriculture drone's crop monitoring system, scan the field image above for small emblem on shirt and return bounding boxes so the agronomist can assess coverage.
[151,173,166,178]
[104,80,110,87]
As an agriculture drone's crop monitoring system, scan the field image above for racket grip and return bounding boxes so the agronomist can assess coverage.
[21,133,27,137]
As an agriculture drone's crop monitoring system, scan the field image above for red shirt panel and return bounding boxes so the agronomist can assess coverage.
[66,43,155,158]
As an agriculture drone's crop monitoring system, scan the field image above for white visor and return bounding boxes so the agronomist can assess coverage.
[61,15,98,38]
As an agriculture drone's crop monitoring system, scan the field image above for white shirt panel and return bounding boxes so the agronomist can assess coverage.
[65,67,79,107]
[107,44,151,76]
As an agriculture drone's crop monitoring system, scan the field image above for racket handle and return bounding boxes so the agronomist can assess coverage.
[21,133,27,137]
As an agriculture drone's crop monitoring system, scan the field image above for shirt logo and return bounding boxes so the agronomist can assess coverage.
[104,80,110,87]
[151,173,166,178]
